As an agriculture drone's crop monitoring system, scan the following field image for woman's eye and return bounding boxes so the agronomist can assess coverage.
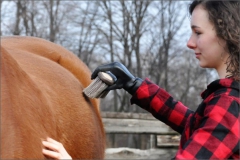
[195,31,201,35]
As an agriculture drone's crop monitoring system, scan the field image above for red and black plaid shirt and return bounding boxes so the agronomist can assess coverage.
[131,78,239,159]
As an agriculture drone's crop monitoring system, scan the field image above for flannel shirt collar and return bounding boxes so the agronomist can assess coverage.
[201,78,240,99]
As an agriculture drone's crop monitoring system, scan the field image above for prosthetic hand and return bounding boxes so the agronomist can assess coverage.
[91,62,143,95]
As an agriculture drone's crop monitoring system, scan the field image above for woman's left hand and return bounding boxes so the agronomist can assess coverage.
[42,137,72,160]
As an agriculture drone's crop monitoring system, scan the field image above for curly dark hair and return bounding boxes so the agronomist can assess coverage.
[189,0,240,81]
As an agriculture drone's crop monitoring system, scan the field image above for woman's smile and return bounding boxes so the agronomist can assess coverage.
[195,53,201,59]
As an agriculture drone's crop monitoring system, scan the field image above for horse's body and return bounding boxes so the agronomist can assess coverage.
[1,36,105,159]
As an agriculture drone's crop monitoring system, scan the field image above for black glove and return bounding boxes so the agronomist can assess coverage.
[91,62,143,95]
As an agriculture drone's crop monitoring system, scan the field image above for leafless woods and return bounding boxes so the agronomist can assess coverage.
[1,0,217,112]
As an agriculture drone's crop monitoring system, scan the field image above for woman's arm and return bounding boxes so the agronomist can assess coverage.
[131,78,194,133]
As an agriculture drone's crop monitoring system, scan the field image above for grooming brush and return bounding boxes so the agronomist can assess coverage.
[83,71,116,98]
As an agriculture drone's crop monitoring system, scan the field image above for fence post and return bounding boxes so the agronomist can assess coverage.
[150,134,156,149]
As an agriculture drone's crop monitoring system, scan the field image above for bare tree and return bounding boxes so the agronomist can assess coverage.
[13,0,22,35]
[1,0,217,150]
[145,1,187,91]
[1,0,211,113]
[11,0,34,36]
[95,0,153,113]
[74,2,101,66]
[42,0,60,42]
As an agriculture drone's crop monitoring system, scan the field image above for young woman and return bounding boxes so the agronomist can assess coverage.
[43,0,239,159]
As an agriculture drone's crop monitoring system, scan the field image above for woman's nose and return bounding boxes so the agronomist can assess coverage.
[187,36,196,49]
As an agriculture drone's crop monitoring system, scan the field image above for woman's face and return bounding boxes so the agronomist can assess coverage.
[187,4,229,74]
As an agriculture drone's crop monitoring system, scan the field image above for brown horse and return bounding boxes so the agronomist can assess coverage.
[1,36,105,159]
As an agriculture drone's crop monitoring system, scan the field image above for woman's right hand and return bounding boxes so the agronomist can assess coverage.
[42,137,72,160]
[91,62,143,94]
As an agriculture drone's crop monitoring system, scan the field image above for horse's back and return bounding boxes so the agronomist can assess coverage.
[1,36,105,159]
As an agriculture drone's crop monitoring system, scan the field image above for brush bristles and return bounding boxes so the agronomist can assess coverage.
[83,77,109,98]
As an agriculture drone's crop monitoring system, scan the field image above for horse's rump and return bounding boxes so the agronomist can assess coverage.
[1,36,105,159]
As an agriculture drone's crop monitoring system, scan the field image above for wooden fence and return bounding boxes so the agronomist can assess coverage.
[101,112,180,149]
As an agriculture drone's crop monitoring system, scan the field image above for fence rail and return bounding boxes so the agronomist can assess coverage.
[101,112,180,148]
